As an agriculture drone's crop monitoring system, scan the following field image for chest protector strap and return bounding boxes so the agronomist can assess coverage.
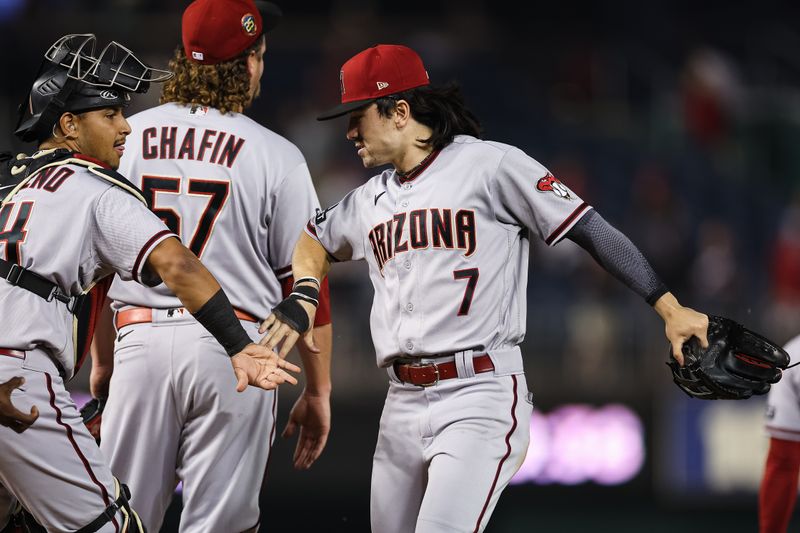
[0,149,148,373]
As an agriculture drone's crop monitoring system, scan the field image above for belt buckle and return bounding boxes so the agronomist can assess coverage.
[5,264,23,285]
[411,362,439,387]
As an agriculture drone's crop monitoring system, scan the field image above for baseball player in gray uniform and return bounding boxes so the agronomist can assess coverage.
[0,34,299,532]
[260,44,710,533]
[88,2,333,532]
[761,335,800,532]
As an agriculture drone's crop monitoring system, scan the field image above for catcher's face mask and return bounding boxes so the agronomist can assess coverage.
[15,33,172,143]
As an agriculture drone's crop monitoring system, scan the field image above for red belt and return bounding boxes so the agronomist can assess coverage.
[0,348,25,359]
[116,306,259,330]
[393,354,494,387]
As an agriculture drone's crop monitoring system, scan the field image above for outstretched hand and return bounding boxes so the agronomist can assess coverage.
[0,377,39,433]
[230,344,302,392]
[283,390,331,470]
[258,299,319,359]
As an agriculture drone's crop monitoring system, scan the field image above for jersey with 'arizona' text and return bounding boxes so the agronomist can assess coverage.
[307,134,592,367]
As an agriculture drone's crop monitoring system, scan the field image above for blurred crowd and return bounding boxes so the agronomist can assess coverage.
[2,0,800,406]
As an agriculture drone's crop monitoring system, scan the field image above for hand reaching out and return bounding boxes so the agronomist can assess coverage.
[0,377,38,433]
[230,344,302,392]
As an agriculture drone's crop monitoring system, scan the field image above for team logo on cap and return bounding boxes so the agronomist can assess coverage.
[242,14,258,36]
[99,90,119,100]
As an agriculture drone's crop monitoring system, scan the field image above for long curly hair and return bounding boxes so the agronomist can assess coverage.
[160,37,262,114]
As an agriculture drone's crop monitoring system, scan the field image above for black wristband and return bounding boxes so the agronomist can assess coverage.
[293,276,320,288]
[292,285,319,307]
[192,289,252,356]
[273,296,311,333]
[646,282,669,306]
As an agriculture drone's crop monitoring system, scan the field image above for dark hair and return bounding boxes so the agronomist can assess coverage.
[160,36,264,114]
[375,82,482,150]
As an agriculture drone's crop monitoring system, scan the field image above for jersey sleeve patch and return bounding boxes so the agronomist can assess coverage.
[536,173,574,200]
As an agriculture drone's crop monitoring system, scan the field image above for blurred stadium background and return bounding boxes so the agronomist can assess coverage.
[3,0,800,531]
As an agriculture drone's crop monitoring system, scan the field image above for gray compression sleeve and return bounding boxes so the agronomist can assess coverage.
[565,210,668,305]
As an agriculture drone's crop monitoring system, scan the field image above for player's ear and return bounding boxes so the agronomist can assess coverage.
[394,100,411,128]
[246,36,265,78]
[56,113,78,140]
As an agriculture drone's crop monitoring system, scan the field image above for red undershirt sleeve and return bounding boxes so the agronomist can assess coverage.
[280,275,331,327]
[759,437,800,532]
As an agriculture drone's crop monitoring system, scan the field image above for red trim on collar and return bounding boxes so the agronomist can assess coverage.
[397,150,441,184]
[73,153,112,169]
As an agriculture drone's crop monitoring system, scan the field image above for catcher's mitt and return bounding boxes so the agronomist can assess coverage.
[80,397,106,443]
[667,315,791,400]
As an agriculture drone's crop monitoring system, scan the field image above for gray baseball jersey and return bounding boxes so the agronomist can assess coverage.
[308,134,589,531]
[109,102,320,315]
[765,334,800,442]
[102,102,322,532]
[0,153,173,378]
[0,152,172,532]
[309,134,591,366]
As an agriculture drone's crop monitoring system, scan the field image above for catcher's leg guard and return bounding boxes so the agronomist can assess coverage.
[75,478,145,533]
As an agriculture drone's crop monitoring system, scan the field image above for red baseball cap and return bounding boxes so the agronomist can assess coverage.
[182,0,282,65]
[317,44,430,121]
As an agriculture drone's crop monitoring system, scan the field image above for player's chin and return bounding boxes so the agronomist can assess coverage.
[360,155,378,168]
[106,150,122,170]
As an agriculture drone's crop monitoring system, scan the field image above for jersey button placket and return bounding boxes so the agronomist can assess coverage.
[397,180,417,355]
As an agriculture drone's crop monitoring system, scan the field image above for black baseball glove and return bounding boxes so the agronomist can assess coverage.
[80,397,106,444]
[667,315,791,400]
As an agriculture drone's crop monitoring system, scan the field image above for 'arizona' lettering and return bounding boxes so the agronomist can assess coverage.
[369,208,476,272]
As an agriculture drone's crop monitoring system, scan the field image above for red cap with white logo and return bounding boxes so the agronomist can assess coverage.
[182,0,282,65]
[317,44,430,121]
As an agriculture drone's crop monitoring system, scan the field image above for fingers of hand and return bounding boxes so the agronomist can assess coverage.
[233,367,249,393]
[278,331,300,359]
[258,314,276,335]
[6,376,24,390]
[10,421,29,434]
[282,421,296,439]
[303,331,320,354]
[276,357,301,373]
[296,437,325,470]
[269,368,298,386]
[260,323,291,350]
[672,345,685,367]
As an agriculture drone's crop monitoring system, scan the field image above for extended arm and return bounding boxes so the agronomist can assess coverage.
[145,237,301,391]
[566,210,708,364]
[259,232,332,357]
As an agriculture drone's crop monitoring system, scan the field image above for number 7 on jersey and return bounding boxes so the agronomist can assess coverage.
[453,268,479,316]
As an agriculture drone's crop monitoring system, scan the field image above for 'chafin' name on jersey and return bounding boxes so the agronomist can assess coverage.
[140,125,246,168]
